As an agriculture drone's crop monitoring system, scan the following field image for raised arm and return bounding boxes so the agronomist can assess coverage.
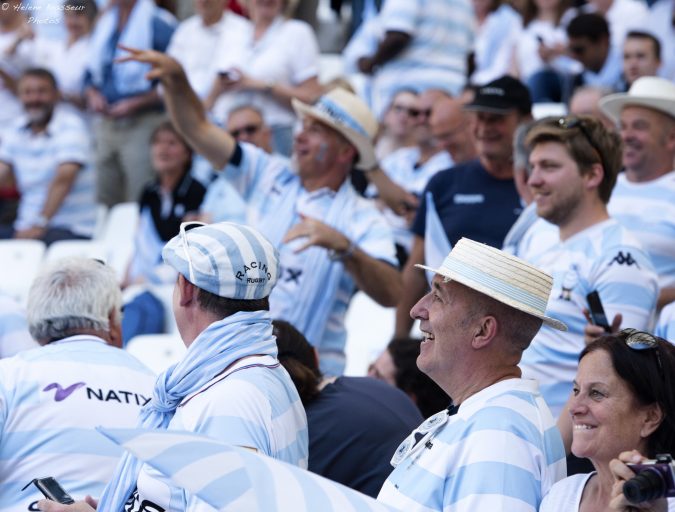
[118,46,235,170]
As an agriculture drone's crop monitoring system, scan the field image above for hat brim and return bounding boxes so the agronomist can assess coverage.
[415,263,568,332]
[599,95,675,123]
[463,104,519,115]
[292,98,377,171]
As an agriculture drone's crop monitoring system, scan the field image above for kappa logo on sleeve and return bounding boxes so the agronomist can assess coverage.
[609,251,639,268]
[42,382,85,401]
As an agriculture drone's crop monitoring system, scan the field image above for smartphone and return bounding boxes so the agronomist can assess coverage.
[586,290,611,332]
[21,477,75,504]
[218,70,241,81]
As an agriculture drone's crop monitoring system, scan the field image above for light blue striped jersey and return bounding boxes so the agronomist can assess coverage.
[0,107,97,236]
[222,144,397,376]
[129,355,308,511]
[655,301,675,343]
[0,335,155,512]
[519,219,658,417]
[370,0,475,117]
[608,171,675,288]
[0,295,37,359]
[378,378,566,512]
[367,147,453,251]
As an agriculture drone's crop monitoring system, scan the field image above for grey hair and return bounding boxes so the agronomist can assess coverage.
[27,258,122,342]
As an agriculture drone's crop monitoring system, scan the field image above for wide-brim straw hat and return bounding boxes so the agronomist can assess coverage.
[599,76,675,122]
[416,238,567,331]
[292,88,378,170]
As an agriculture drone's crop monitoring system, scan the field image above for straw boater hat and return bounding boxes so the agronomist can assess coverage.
[599,76,675,122]
[417,238,568,331]
[292,88,378,171]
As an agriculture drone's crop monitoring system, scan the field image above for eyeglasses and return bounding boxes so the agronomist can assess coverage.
[621,328,664,379]
[391,105,431,118]
[179,221,206,283]
[229,123,261,139]
[554,116,607,174]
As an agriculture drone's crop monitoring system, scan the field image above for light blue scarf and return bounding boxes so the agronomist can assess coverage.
[97,310,277,511]
[87,0,157,96]
[262,176,356,350]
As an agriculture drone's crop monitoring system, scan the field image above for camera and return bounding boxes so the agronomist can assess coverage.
[623,453,675,504]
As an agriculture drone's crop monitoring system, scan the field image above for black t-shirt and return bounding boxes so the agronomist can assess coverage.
[138,171,206,241]
[412,159,522,248]
[306,377,423,498]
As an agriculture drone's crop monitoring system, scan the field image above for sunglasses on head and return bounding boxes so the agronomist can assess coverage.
[229,124,261,139]
[621,328,665,380]
[553,116,606,173]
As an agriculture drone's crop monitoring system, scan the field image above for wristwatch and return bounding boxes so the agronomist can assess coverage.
[328,240,357,262]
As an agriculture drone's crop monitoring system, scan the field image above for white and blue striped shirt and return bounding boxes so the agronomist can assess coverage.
[0,335,155,512]
[128,355,308,511]
[378,378,566,512]
[367,147,452,251]
[0,107,97,236]
[0,295,37,359]
[655,302,675,343]
[608,171,675,288]
[519,219,659,417]
[223,144,397,376]
[370,0,475,118]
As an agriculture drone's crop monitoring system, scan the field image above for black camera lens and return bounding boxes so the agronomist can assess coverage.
[624,469,667,503]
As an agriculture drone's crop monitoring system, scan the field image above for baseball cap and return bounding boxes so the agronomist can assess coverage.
[162,222,279,300]
[464,76,532,116]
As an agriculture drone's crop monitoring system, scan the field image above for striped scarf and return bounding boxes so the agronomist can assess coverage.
[97,310,277,511]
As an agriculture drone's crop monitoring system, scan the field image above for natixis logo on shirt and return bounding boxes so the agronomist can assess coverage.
[42,382,151,406]
[43,382,85,401]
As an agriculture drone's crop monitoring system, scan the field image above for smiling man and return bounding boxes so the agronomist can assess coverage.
[378,238,567,512]
[119,49,401,377]
[517,115,658,418]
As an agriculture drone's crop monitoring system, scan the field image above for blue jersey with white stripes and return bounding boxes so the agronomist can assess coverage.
[655,302,675,343]
[378,378,566,512]
[519,219,658,416]
[128,355,308,511]
[0,295,37,359]
[0,336,154,512]
[0,107,97,236]
[370,0,475,117]
[608,171,675,288]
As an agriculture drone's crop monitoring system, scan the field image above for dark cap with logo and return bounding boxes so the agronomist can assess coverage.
[464,76,532,116]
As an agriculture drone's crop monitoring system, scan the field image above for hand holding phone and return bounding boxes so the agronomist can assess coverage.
[22,477,75,504]
[586,290,612,333]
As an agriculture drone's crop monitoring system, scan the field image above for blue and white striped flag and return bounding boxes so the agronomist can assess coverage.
[424,192,451,284]
[98,428,397,512]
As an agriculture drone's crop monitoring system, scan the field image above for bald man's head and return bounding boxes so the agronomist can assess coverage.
[430,98,477,164]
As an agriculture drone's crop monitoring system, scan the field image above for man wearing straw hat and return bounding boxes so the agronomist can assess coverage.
[600,76,675,311]
[117,48,401,378]
[40,222,308,512]
[377,238,567,512]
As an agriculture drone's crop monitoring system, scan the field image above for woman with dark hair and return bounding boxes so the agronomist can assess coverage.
[541,330,675,510]
[273,320,422,498]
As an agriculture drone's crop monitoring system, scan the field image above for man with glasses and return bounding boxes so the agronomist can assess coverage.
[395,76,527,338]
[517,115,658,418]
[378,238,567,511]
[89,221,308,511]
[0,258,155,511]
[118,48,401,378]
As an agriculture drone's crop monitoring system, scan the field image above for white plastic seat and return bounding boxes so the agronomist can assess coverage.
[126,333,186,375]
[99,202,139,279]
[0,240,46,305]
[92,203,109,241]
[343,291,396,376]
[45,239,108,262]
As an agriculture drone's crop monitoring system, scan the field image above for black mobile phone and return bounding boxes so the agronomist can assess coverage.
[21,477,75,504]
[586,290,611,332]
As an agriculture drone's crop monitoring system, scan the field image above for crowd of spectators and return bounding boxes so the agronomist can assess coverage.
[1,0,675,510]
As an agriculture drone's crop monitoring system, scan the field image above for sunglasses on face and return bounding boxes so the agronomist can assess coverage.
[392,105,431,118]
[229,124,261,138]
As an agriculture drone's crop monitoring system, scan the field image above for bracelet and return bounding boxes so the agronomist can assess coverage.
[328,240,357,262]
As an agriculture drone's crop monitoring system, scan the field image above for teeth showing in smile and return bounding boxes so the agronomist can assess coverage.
[573,424,595,430]
[422,332,434,342]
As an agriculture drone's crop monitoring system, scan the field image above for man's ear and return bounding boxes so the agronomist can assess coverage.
[178,273,196,307]
[585,162,604,192]
[472,315,498,350]
[108,309,123,349]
